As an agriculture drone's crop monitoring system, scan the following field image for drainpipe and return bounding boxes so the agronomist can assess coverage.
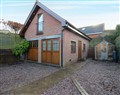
[61,28,64,67]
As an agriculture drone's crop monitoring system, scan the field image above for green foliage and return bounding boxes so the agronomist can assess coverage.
[0,32,23,49]
[89,36,103,47]
[114,25,120,51]
[12,39,29,56]
[104,35,114,44]
[115,35,120,49]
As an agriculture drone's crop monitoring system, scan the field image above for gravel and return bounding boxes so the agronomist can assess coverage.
[0,62,59,93]
[41,77,80,95]
[73,60,120,95]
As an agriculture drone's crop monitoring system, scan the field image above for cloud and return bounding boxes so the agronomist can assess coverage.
[64,13,119,29]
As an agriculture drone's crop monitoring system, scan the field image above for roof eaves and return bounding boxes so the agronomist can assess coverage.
[20,1,66,36]
[37,2,66,26]
[87,32,102,35]
[65,22,91,41]
[66,22,91,41]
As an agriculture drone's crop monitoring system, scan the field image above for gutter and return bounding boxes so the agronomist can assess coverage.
[65,22,91,41]
[61,28,64,67]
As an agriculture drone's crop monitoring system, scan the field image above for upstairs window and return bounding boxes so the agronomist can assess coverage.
[38,14,43,33]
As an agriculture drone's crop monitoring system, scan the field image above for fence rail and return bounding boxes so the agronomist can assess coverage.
[0,49,19,64]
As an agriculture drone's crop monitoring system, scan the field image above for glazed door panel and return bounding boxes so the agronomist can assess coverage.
[27,40,38,61]
[42,39,60,65]
[52,39,60,64]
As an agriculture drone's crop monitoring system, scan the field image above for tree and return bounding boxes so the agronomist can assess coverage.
[7,21,23,32]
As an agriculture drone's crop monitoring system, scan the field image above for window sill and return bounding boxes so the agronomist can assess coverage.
[36,32,43,35]
[71,52,76,54]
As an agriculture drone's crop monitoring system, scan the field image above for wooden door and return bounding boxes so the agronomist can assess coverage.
[27,40,38,61]
[52,39,60,65]
[42,40,47,63]
[78,41,82,59]
[42,38,60,65]
[46,40,52,63]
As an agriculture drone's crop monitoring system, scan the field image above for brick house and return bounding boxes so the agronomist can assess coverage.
[79,24,104,38]
[20,1,91,67]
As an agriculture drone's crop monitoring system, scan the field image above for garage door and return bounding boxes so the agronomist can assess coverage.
[27,40,38,61]
[42,38,60,65]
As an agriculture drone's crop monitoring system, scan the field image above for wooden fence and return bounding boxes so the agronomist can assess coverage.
[88,48,95,59]
[0,49,19,64]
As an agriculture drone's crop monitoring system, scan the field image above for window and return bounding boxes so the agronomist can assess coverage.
[83,44,86,52]
[29,40,38,48]
[53,40,59,51]
[47,40,51,51]
[71,41,76,53]
[38,14,43,33]
[42,41,46,51]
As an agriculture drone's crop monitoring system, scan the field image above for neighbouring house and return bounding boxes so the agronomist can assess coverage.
[95,40,114,61]
[0,19,23,34]
[0,19,15,34]
[19,1,91,67]
[79,24,104,38]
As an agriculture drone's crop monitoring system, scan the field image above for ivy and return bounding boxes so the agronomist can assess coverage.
[12,39,29,56]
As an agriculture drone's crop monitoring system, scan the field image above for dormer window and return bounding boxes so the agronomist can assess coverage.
[37,14,43,34]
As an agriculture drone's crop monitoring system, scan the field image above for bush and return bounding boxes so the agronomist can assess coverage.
[12,39,29,56]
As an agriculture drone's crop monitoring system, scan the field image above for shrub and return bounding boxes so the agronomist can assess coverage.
[12,39,29,56]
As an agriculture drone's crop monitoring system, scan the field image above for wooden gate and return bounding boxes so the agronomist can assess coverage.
[42,38,60,65]
[27,40,38,61]
[78,41,82,60]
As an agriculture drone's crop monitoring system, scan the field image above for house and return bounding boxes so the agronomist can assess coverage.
[0,19,15,34]
[19,1,91,67]
[95,40,114,61]
[79,24,104,38]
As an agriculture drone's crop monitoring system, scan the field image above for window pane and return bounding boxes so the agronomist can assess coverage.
[38,22,43,32]
[47,40,51,51]
[83,44,86,51]
[53,40,59,51]
[71,41,76,53]
[29,41,32,48]
[33,40,38,48]
[39,14,43,22]
[42,41,46,51]
[38,14,43,32]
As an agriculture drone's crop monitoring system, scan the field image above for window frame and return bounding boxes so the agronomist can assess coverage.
[29,40,38,48]
[52,40,59,51]
[37,14,44,35]
[83,44,86,52]
[71,41,76,53]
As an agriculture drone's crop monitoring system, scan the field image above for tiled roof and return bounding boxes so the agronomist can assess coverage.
[79,24,104,35]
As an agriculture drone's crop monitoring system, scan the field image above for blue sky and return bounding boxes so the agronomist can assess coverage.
[0,0,120,29]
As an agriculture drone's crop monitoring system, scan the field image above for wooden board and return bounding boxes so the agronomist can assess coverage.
[27,48,38,61]
[42,38,60,65]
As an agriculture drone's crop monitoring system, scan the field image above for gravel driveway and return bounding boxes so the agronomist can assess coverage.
[73,60,120,95]
[0,62,59,93]
[41,77,80,95]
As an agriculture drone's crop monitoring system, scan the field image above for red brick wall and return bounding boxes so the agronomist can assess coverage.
[25,9,63,39]
[63,29,89,66]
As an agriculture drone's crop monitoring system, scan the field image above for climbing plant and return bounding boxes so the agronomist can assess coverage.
[12,39,29,56]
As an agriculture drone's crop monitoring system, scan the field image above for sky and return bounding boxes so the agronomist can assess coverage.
[0,0,120,29]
